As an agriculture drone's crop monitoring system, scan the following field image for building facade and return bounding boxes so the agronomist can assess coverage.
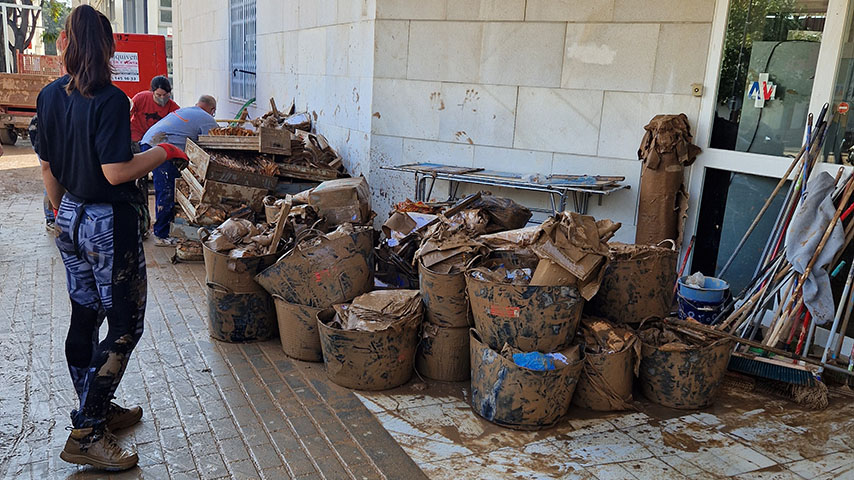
[173,0,854,282]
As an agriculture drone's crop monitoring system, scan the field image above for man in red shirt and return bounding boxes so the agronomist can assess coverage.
[130,76,179,146]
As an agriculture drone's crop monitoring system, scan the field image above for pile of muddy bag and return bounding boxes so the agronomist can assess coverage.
[199,176,736,426]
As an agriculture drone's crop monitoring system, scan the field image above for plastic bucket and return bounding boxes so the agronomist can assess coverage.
[677,276,729,303]
[206,282,277,343]
[639,335,733,409]
[316,307,421,390]
[469,329,584,430]
[676,294,725,325]
[272,296,323,362]
[572,344,637,412]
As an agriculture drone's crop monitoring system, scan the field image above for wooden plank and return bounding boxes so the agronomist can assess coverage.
[181,168,204,200]
[175,181,198,221]
[196,135,260,151]
[181,167,266,210]
[186,139,211,179]
[204,161,278,190]
[0,73,55,107]
[267,200,292,254]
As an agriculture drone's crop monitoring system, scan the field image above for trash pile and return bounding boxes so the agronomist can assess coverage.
[194,107,832,429]
[173,97,354,262]
[204,218,290,258]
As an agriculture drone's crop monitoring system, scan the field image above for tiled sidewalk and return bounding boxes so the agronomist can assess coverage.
[0,147,426,479]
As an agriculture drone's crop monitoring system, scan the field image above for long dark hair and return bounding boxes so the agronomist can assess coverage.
[63,5,115,97]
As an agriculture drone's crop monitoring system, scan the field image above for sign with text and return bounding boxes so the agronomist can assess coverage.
[111,52,140,82]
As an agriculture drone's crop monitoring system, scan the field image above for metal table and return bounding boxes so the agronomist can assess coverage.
[381,163,631,214]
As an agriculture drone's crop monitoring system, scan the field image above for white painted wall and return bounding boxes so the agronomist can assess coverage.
[174,0,713,242]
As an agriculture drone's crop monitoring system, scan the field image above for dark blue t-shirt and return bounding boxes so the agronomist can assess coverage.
[36,75,143,204]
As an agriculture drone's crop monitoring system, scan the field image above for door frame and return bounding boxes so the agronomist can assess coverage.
[684,0,854,263]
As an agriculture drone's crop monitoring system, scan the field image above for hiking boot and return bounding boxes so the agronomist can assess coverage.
[106,402,143,431]
[60,427,138,471]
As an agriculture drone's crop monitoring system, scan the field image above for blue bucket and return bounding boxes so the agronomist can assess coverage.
[677,276,729,303]
[676,294,725,325]
[676,276,729,325]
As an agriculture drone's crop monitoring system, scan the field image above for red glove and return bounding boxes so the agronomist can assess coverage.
[157,143,189,170]
[53,208,58,218]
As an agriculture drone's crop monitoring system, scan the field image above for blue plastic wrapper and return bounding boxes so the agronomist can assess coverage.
[512,352,569,371]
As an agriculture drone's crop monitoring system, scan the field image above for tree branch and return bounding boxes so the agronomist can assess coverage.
[23,10,39,49]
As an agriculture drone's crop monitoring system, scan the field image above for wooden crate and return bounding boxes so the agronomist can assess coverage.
[196,127,291,155]
[276,162,341,182]
[181,168,267,211]
[186,139,278,190]
[175,178,200,223]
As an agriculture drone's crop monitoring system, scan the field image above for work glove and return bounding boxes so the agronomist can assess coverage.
[157,143,189,171]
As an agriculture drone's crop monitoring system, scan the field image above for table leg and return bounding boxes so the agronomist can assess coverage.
[425,175,438,201]
[416,176,426,202]
[448,181,461,201]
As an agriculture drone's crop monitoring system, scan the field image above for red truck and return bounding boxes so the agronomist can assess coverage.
[0,33,168,145]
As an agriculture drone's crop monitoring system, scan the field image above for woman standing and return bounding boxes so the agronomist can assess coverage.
[38,5,188,471]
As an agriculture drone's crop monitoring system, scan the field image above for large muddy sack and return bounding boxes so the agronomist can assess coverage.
[636,114,701,245]
[207,283,277,342]
[469,329,584,430]
[272,296,323,362]
[638,326,733,409]
[585,242,678,324]
[418,259,471,328]
[316,291,422,390]
[255,225,373,307]
[415,323,470,382]
[466,256,583,352]
[203,240,283,294]
[572,319,640,411]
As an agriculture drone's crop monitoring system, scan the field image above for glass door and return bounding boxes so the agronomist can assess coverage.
[686,0,854,289]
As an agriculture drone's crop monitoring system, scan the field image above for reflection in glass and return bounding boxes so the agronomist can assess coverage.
[823,6,854,164]
[711,0,827,157]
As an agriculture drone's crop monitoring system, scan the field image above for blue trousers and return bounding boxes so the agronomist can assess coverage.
[55,194,147,429]
[146,144,180,239]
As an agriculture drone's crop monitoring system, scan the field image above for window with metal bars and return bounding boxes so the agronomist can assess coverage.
[229,0,256,101]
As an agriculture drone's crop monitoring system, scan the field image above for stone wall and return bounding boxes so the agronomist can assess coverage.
[174,0,714,241]
[367,0,713,241]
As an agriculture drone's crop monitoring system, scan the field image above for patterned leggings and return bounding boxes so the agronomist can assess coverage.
[55,194,147,430]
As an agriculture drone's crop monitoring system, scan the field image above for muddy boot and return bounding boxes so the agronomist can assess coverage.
[106,402,143,431]
[60,427,138,471]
